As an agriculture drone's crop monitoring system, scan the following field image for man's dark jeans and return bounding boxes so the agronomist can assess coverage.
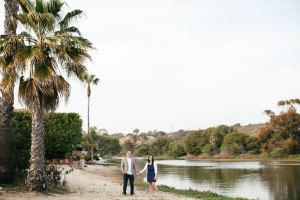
[123,174,134,195]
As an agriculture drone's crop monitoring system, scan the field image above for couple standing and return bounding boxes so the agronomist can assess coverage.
[121,150,159,197]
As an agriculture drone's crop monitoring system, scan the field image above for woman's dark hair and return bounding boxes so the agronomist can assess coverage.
[148,154,154,164]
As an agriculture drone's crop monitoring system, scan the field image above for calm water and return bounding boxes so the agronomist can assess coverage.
[134,159,300,200]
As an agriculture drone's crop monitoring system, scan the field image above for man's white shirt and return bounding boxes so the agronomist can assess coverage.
[127,158,132,175]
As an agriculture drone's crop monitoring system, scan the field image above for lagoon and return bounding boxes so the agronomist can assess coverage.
[135,159,300,200]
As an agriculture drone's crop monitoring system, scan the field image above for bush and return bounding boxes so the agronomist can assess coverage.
[44,113,82,159]
[284,138,298,154]
[245,137,260,154]
[11,111,83,170]
[202,144,215,156]
[135,144,150,156]
[269,150,287,158]
[97,136,121,156]
[11,112,32,170]
[185,131,204,155]
[151,136,173,156]
[84,154,100,161]
[220,132,249,154]
[46,165,65,186]
[168,142,186,158]
[123,139,135,152]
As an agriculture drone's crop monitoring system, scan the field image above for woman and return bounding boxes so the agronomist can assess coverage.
[138,154,159,197]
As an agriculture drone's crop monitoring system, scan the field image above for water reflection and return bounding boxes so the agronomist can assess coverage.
[134,159,300,200]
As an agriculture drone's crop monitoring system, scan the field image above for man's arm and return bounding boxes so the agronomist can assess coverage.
[133,159,138,174]
[121,158,125,173]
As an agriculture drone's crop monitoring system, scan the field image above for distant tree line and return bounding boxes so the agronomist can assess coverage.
[121,99,300,158]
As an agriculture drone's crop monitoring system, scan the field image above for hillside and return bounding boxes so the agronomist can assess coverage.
[167,130,193,140]
[232,123,265,137]
[118,135,156,145]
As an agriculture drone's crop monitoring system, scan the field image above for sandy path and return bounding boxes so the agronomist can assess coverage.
[0,165,196,200]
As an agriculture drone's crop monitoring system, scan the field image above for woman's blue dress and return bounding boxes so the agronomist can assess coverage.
[147,164,156,183]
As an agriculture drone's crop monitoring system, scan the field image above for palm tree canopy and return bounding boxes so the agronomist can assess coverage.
[0,0,94,111]
[85,74,99,97]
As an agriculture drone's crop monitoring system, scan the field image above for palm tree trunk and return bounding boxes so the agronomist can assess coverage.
[0,88,14,183]
[4,0,18,35]
[26,103,47,191]
[91,143,94,164]
[88,95,90,134]
[0,0,19,184]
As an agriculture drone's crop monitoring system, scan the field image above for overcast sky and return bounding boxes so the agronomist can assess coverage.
[1,0,300,134]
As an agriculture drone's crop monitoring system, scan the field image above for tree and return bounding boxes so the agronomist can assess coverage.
[83,127,101,163]
[133,128,139,135]
[0,0,93,190]
[168,141,186,158]
[151,136,173,155]
[85,74,99,134]
[263,99,300,154]
[96,135,121,156]
[220,132,249,154]
[0,0,19,184]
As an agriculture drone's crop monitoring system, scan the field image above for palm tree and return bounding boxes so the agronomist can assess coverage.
[0,0,19,184]
[85,74,99,134]
[0,0,93,190]
[83,127,106,163]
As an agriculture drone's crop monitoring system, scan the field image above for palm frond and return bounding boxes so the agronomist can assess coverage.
[59,9,84,29]
[54,26,81,36]
[45,0,64,18]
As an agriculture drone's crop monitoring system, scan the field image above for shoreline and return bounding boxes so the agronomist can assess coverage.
[152,154,300,162]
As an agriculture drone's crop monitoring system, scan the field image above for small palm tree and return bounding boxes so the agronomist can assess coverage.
[0,0,93,190]
[85,74,99,134]
[83,127,106,163]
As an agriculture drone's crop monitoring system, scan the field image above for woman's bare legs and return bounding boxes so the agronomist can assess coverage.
[152,182,159,196]
[149,183,154,196]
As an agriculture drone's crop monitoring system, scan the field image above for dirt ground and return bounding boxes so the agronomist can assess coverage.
[0,165,196,200]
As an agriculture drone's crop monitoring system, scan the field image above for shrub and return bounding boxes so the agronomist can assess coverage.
[97,136,121,156]
[12,111,83,170]
[245,137,260,154]
[44,113,82,159]
[151,136,173,156]
[202,144,215,156]
[220,132,249,154]
[135,144,150,156]
[284,138,298,154]
[269,150,287,158]
[168,142,186,158]
[123,139,135,152]
[11,112,32,170]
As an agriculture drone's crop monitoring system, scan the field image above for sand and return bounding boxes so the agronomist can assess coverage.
[0,165,196,200]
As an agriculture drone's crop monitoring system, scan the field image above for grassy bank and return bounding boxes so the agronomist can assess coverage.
[180,153,300,162]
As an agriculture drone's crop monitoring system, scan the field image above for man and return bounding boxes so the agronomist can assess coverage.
[121,150,138,196]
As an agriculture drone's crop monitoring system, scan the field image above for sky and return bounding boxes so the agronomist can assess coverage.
[1,0,300,134]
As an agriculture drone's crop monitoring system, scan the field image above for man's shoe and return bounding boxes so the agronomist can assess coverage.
[122,193,126,196]
[130,194,135,196]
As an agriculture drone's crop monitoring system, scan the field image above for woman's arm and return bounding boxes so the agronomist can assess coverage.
[139,163,148,174]
[154,162,158,175]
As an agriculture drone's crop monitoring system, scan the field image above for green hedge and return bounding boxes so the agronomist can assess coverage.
[12,111,82,170]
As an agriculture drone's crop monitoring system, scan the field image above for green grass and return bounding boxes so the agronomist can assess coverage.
[47,185,71,194]
[158,185,248,200]
[132,172,249,200]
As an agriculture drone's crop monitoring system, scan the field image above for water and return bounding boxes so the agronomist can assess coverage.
[133,159,300,200]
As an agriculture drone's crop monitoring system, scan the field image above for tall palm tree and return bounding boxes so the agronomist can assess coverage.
[85,74,99,134]
[0,0,93,191]
[0,0,19,184]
